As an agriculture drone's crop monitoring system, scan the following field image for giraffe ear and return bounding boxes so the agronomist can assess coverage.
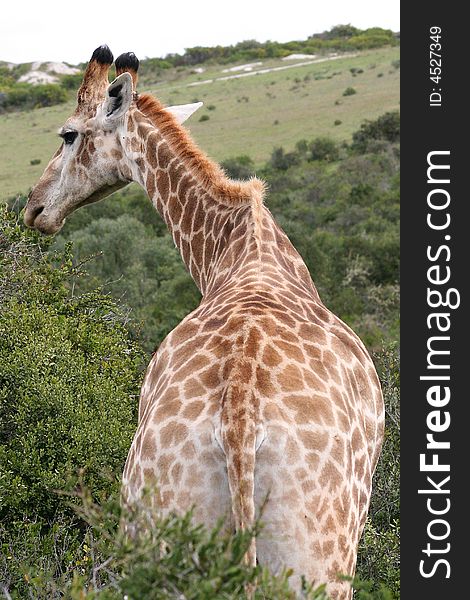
[103,73,133,122]
[166,101,203,124]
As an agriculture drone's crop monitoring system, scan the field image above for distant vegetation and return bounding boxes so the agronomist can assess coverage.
[0,25,398,113]
[141,25,398,72]
[0,77,69,112]
[351,111,400,153]
[343,86,357,96]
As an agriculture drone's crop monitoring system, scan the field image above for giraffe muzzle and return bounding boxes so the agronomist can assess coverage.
[24,203,64,235]
[24,204,44,228]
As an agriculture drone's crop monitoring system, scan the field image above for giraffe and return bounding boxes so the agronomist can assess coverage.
[24,46,384,599]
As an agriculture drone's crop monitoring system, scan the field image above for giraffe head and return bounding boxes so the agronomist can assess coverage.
[24,45,202,234]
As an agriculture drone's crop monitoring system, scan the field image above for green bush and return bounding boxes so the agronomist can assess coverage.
[309,137,340,162]
[0,207,143,527]
[323,24,361,39]
[351,111,400,153]
[3,483,395,599]
[1,83,68,112]
[60,73,83,90]
[269,146,300,170]
[343,86,357,96]
[29,83,68,108]
[221,155,256,179]
[141,57,173,77]
[295,139,309,156]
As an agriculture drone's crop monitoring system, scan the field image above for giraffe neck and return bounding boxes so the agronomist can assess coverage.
[124,105,320,303]
[125,109,264,295]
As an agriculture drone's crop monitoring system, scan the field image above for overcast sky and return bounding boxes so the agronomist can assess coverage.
[2,0,400,65]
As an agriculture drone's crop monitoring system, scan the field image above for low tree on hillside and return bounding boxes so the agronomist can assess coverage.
[351,111,400,153]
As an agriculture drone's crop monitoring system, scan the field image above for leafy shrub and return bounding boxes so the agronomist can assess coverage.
[1,83,68,112]
[0,207,142,526]
[221,155,256,179]
[0,65,16,82]
[29,83,68,108]
[293,140,309,159]
[269,146,300,170]
[351,111,400,153]
[323,24,361,39]
[309,137,340,162]
[60,73,83,90]
[347,29,397,50]
[199,114,210,122]
[3,483,395,599]
[343,86,357,96]
[141,57,173,75]
[30,158,41,165]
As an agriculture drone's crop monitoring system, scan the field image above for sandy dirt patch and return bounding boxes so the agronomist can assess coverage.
[222,62,263,73]
[282,53,316,61]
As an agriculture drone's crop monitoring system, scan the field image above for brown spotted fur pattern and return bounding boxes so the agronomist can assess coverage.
[24,50,384,599]
[119,102,384,597]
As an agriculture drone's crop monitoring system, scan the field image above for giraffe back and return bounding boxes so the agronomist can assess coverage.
[122,204,384,599]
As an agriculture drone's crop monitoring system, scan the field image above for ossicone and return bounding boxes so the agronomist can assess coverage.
[91,44,114,65]
[115,52,140,73]
[77,44,114,110]
[115,52,140,89]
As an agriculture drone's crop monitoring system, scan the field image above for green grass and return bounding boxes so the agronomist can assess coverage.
[0,46,399,200]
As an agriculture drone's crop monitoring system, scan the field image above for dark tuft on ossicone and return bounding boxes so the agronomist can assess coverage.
[91,45,114,65]
[115,52,140,72]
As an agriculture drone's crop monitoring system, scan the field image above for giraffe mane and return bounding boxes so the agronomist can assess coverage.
[136,93,266,207]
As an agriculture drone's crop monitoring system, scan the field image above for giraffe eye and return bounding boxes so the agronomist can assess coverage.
[61,131,78,145]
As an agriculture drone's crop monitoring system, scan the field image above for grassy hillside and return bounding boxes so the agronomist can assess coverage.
[0,46,398,200]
